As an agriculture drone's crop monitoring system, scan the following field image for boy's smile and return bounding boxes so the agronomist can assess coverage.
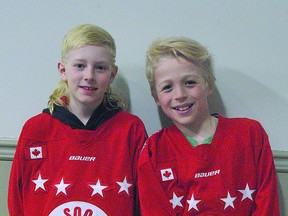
[172,103,194,112]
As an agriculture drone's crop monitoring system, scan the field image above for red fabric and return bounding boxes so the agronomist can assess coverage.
[138,115,279,216]
[8,111,147,216]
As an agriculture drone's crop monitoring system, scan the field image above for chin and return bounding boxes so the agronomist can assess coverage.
[174,117,194,126]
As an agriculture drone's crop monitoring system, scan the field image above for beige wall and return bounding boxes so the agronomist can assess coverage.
[1,141,287,216]
[0,161,11,216]
[278,172,288,215]
[1,1,288,152]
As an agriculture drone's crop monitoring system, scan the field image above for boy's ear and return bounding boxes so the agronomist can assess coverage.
[206,82,215,96]
[110,65,118,83]
[58,62,67,81]
[154,96,161,106]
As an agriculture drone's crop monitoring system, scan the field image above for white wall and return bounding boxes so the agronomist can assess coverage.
[0,0,287,150]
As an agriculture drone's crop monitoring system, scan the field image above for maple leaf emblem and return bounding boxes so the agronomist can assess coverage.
[32,148,40,157]
[161,168,174,181]
[163,170,171,178]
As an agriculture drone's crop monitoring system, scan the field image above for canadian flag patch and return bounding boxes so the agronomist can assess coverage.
[160,168,174,181]
[30,147,43,159]
[25,145,47,160]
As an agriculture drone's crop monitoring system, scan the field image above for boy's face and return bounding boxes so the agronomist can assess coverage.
[154,57,212,131]
[58,45,117,111]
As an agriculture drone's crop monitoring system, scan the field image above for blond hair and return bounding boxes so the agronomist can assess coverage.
[146,37,216,99]
[48,24,124,113]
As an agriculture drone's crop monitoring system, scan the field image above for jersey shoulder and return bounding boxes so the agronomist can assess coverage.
[116,110,144,122]
[20,112,62,141]
[114,110,146,130]
[220,115,263,130]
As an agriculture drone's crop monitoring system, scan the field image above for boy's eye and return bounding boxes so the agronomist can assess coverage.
[161,84,172,92]
[96,65,107,71]
[75,63,85,69]
[95,64,110,72]
[185,80,196,86]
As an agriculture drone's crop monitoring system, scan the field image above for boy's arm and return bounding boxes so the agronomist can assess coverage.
[8,139,24,216]
[252,127,280,216]
[131,120,148,216]
[137,142,175,216]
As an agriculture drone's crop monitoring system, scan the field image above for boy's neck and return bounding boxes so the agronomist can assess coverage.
[68,102,99,126]
[178,115,218,144]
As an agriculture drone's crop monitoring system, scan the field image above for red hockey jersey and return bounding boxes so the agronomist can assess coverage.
[138,115,279,215]
[8,111,147,216]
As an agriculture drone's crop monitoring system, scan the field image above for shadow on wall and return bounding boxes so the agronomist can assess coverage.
[208,87,227,116]
[111,72,131,112]
[157,87,227,129]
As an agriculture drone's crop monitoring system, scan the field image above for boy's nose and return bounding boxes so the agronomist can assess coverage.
[84,68,95,81]
[174,86,187,100]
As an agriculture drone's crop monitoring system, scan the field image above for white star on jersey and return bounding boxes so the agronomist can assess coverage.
[187,193,201,211]
[89,179,108,197]
[238,183,256,201]
[55,178,70,195]
[32,173,48,191]
[117,176,132,195]
[170,192,184,209]
[220,191,236,209]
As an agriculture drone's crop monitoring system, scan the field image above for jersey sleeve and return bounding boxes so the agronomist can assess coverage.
[137,140,175,216]
[130,118,148,216]
[8,126,26,216]
[252,124,280,216]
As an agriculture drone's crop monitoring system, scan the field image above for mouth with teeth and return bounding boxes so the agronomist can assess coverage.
[173,104,193,112]
[80,86,97,91]
[80,86,98,93]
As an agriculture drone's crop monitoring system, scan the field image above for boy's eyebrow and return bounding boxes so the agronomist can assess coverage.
[72,58,85,62]
[156,74,200,87]
[184,74,201,80]
[72,58,110,64]
[157,79,171,86]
